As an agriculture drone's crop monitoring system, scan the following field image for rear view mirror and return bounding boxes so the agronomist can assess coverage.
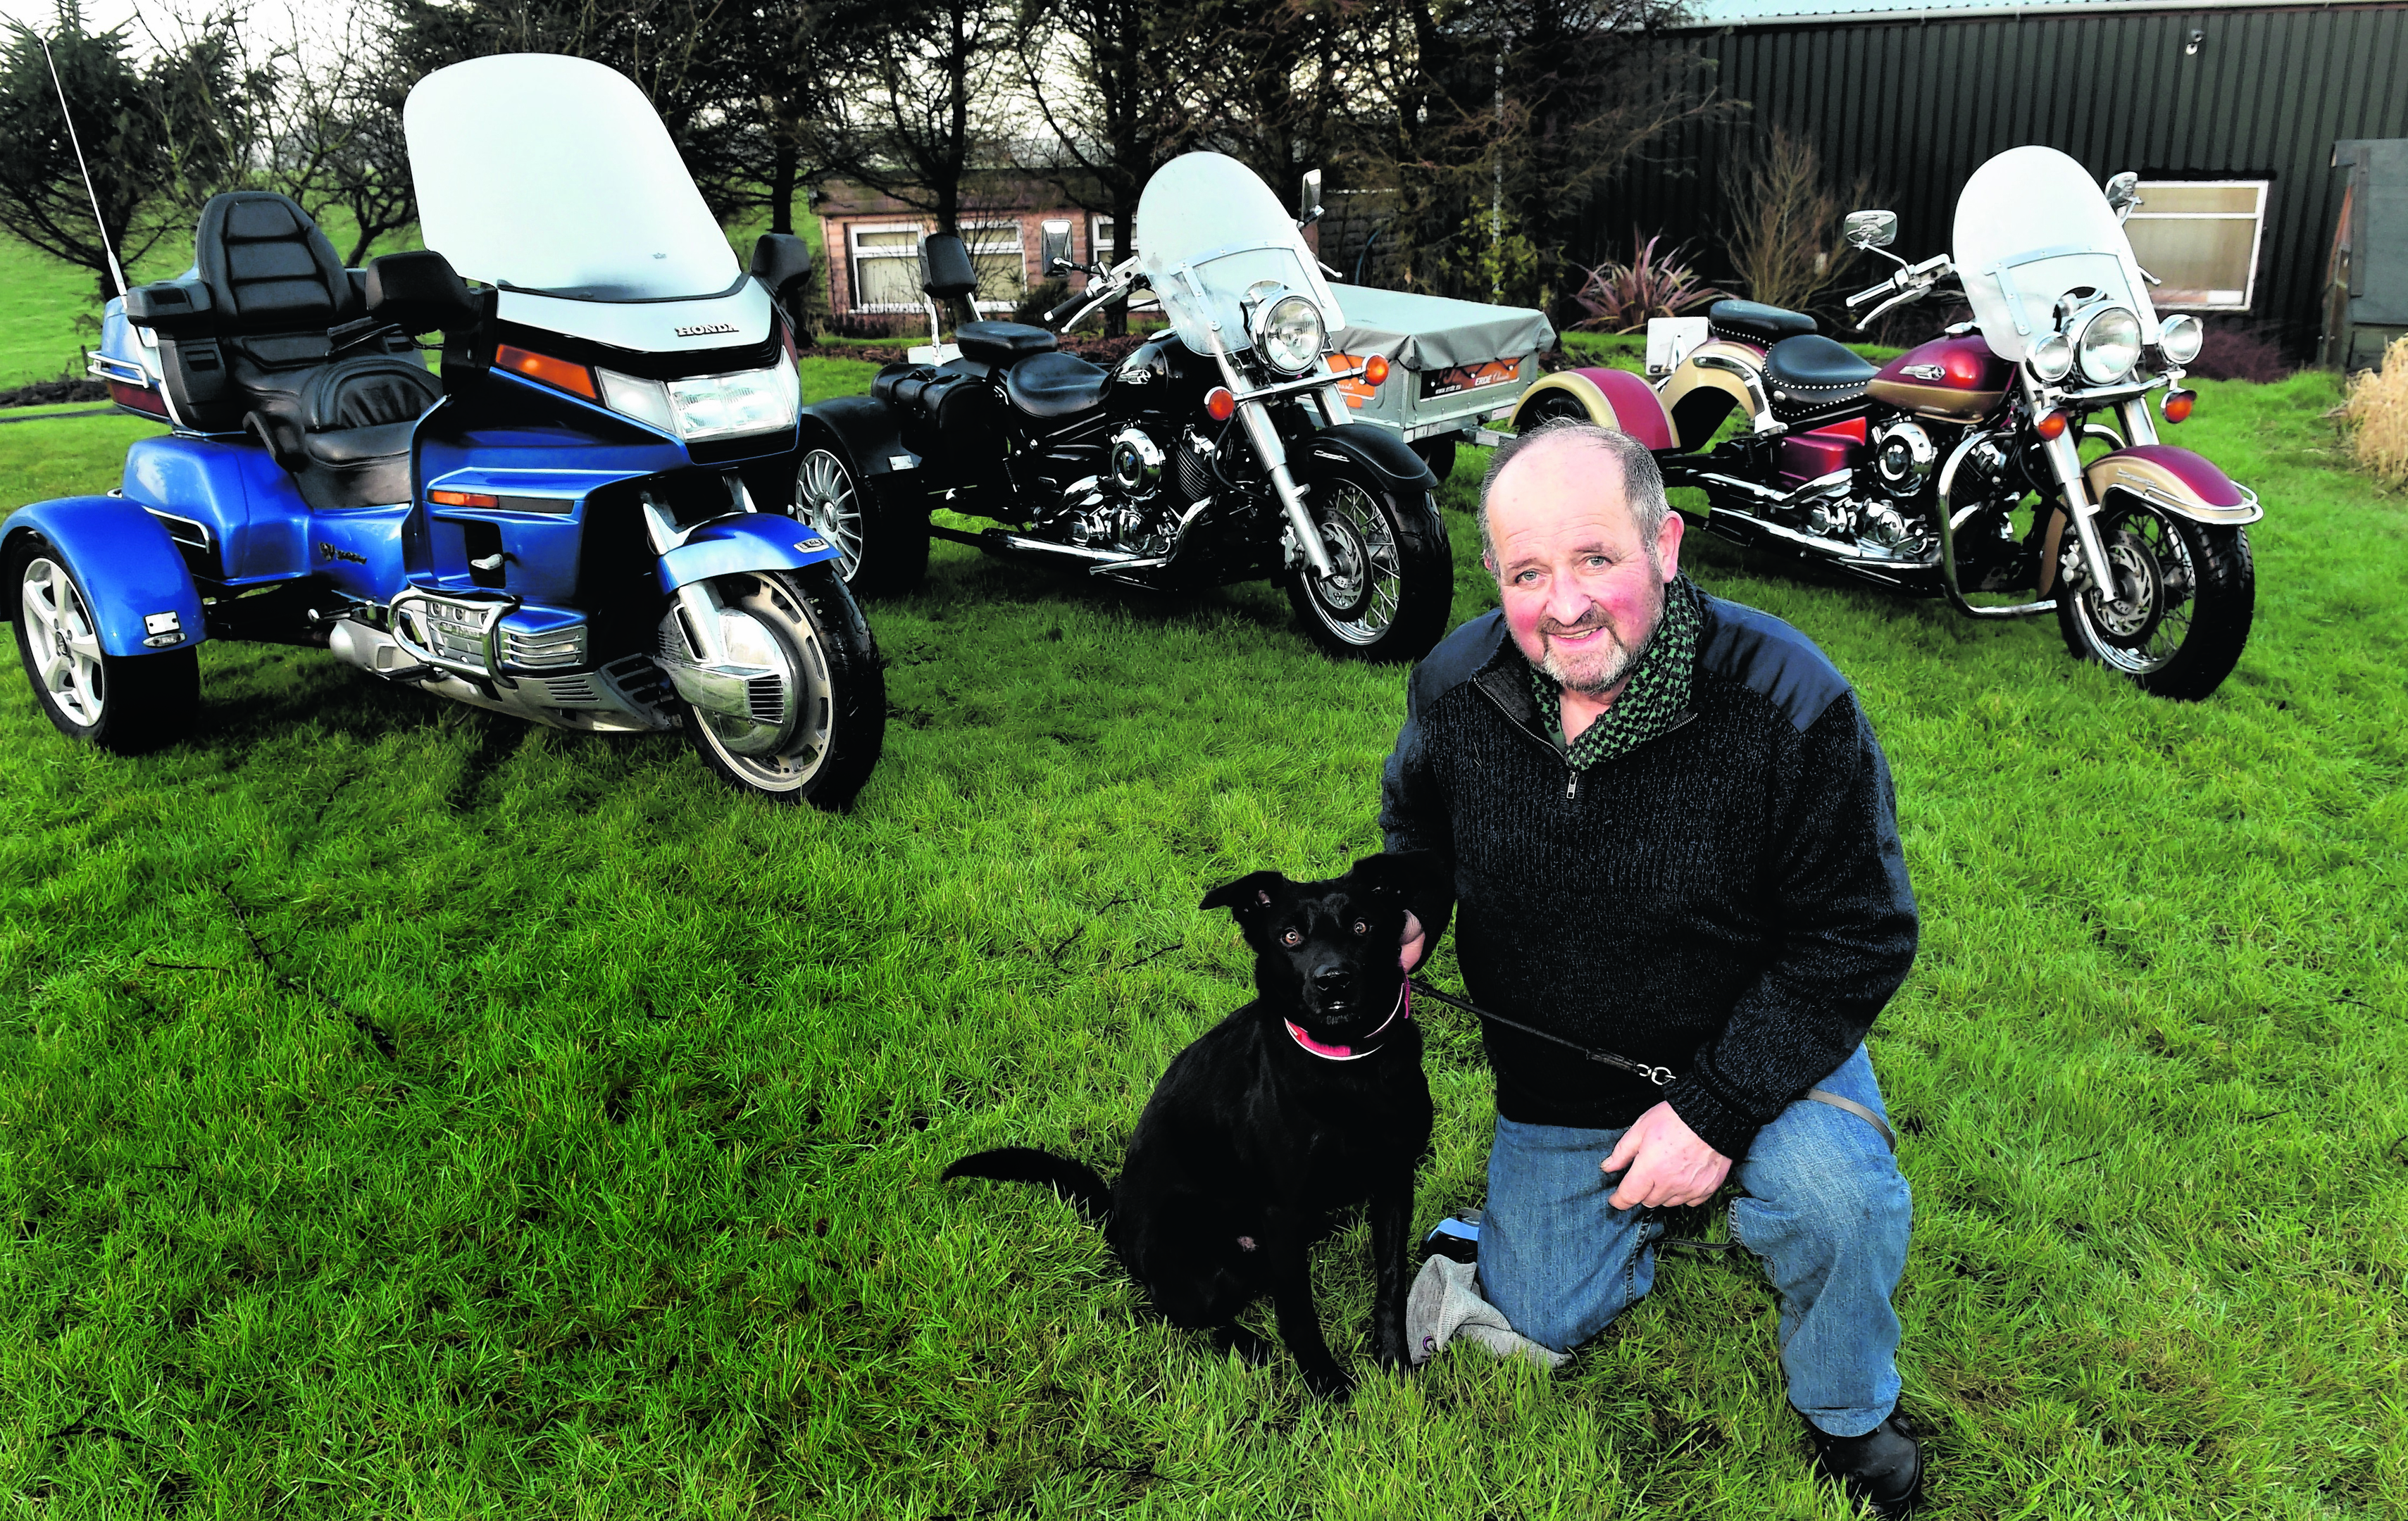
[750,232,813,317]
[364,249,480,336]
[1842,210,1897,249]
[1299,168,1324,228]
[919,234,978,301]
[2104,171,2142,221]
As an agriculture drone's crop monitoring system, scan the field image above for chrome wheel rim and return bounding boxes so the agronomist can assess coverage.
[2076,506,2194,675]
[20,556,105,725]
[1302,482,1403,646]
[669,575,837,793]
[794,449,864,582]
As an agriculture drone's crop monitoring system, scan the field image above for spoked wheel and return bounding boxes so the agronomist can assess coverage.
[1283,465,1453,662]
[794,444,928,596]
[2055,496,2254,701]
[8,536,197,752]
[666,563,885,808]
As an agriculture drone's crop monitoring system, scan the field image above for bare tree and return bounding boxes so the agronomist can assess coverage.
[1723,127,1873,318]
[803,0,1018,325]
[1008,0,1194,334]
[1343,0,1728,304]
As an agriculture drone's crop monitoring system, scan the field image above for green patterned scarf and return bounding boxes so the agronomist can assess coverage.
[1528,575,1702,770]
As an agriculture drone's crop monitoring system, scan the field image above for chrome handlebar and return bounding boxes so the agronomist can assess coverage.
[1847,255,1954,327]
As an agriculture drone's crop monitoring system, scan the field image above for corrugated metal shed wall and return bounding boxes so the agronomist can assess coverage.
[1595,4,2408,351]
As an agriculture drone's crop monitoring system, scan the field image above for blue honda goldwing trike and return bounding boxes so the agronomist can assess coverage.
[3,54,884,807]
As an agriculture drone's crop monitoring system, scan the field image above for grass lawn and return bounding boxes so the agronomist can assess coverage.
[2,338,2404,1517]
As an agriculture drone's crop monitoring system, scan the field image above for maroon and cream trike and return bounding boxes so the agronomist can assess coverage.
[1514,146,2259,701]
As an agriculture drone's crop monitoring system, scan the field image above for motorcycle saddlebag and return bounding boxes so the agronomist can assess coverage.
[872,363,1002,463]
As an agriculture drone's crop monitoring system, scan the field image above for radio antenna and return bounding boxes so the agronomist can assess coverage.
[39,34,127,297]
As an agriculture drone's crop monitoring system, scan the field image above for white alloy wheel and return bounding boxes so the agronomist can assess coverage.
[794,449,865,581]
[20,556,106,726]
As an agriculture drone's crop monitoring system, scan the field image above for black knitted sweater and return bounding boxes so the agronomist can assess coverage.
[1379,589,1919,1158]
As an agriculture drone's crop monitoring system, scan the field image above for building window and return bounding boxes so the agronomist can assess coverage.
[849,223,927,313]
[1090,215,1138,264]
[961,221,1025,311]
[2123,180,2269,311]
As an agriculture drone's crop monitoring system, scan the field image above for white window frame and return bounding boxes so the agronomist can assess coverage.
[1090,214,1138,265]
[959,219,1026,314]
[2126,179,2270,313]
[847,221,930,314]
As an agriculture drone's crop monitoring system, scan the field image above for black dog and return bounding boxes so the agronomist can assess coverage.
[944,852,1434,1399]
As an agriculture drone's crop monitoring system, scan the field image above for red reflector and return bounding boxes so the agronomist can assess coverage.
[2161,389,2195,423]
[107,379,170,418]
[2034,408,2069,440]
[428,489,500,507]
[1364,355,1390,386]
[1205,386,1237,422]
[495,344,598,399]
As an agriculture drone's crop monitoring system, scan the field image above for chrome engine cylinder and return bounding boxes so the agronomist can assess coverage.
[1109,427,1166,499]
[1871,419,1938,500]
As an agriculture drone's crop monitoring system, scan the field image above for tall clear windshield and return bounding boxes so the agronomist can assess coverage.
[1137,153,1342,361]
[1953,145,2160,363]
[404,54,740,302]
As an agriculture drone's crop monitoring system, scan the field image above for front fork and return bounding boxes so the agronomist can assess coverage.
[2035,430,2121,606]
[642,473,762,667]
[1237,398,1338,580]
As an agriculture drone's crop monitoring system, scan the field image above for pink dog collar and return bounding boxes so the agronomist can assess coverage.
[1284,979,1411,1061]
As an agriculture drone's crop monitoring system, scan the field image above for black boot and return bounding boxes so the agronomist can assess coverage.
[1802,1406,1923,1519]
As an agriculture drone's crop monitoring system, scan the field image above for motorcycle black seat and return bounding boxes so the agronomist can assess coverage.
[955,321,1057,366]
[1707,299,1819,346]
[243,353,440,510]
[1761,334,1878,423]
[1004,350,1110,419]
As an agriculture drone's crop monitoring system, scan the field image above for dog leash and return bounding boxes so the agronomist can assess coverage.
[1406,977,1897,1154]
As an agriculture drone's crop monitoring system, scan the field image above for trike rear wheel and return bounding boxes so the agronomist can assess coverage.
[8,534,198,753]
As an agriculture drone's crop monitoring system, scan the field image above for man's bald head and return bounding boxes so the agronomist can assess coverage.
[1478,419,1672,571]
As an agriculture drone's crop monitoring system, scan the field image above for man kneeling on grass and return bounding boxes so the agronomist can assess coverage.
[1382,419,1925,1517]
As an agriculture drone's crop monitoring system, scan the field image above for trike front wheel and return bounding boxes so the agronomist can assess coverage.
[668,564,885,808]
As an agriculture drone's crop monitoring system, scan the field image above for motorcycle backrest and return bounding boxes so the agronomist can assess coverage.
[920,234,978,300]
[365,249,481,337]
[194,192,360,334]
[751,232,814,315]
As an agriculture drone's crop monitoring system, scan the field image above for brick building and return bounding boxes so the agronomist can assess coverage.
[815,176,1130,324]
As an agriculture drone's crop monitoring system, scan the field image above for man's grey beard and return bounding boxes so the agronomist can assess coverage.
[1540,613,1657,696]
[1535,559,1667,697]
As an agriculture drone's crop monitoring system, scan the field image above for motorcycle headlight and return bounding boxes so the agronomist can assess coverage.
[597,351,801,442]
[2074,305,2142,384]
[1252,293,1325,375]
[2156,312,2204,366]
[2028,332,2076,382]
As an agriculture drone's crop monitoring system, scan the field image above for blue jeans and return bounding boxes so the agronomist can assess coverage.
[1480,1045,1909,1438]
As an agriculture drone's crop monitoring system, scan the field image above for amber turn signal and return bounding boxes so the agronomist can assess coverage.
[495,344,599,400]
[428,489,500,507]
[1363,355,1390,386]
[2034,408,2070,440]
[2161,389,2196,424]
[1205,386,1237,422]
